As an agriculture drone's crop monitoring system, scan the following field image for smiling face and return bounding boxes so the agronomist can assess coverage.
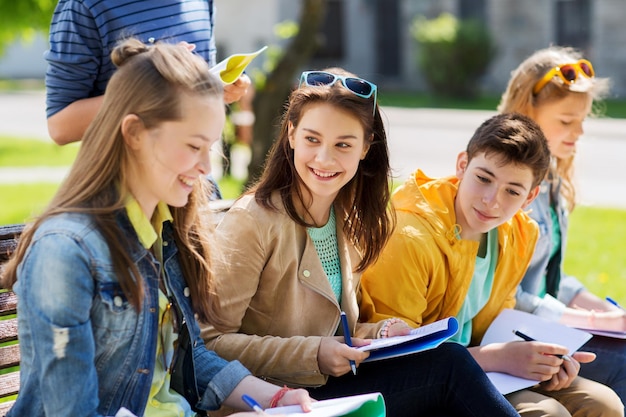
[454,151,539,241]
[288,103,369,222]
[530,94,592,160]
[123,92,225,218]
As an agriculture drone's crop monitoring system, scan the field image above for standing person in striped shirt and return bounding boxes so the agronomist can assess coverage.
[44,0,250,146]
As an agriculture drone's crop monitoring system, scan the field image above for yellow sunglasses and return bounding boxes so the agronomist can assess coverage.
[532,59,595,95]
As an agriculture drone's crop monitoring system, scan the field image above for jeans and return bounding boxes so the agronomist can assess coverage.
[579,335,626,412]
[307,342,519,417]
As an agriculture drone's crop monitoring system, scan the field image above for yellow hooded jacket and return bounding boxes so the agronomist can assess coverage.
[360,170,539,346]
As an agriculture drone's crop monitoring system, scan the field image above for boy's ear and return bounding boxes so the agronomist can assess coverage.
[121,114,145,150]
[521,185,541,209]
[455,151,469,179]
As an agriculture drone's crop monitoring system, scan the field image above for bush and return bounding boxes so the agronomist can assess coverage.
[411,13,496,98]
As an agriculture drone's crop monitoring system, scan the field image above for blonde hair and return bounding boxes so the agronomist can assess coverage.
[4,38,226,326]
[497,46,610,210]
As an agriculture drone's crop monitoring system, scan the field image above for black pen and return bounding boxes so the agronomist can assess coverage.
[513,330,570,361]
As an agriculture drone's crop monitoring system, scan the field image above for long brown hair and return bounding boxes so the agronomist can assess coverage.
[497,46,610,210]
[253,67,395,272]
[4,38,225,325]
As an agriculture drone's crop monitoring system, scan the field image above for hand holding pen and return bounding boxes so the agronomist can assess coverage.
[504,330,572,383]
[513,330,570,360]
[340,311,358,375]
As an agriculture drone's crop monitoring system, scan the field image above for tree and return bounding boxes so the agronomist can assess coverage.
[0,0,56,56]
[247,0,327,187]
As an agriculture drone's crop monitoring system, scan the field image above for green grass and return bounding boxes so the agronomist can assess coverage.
[564,206,626,304]
[0,137,80,166]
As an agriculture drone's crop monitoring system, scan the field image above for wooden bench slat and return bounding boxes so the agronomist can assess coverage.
[0,400,15,417]
[0,292,17,317]
[0,319,17,346]
[0,345,20,371]
[0,372,20,398]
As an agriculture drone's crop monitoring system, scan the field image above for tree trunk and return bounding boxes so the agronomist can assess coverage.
[247,0,327,188]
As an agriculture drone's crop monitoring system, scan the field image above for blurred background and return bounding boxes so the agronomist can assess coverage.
[1,0,625,296]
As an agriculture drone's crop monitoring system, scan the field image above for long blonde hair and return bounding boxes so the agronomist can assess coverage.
[4,38,226,325]
[497,46,610,210]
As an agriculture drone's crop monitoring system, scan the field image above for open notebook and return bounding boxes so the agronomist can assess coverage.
[359,316,458,362]
[265,392,385,417]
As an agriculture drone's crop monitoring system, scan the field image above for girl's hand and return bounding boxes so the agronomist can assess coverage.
[317,336,370,376]
[274,388,314,411]
[386,320,413,338]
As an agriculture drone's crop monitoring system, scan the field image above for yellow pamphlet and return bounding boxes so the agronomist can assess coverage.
[209,46,268,84]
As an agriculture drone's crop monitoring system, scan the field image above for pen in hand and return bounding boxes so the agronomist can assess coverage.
[340,311,358,375]
[242,394,266,415]
[513,330,570,361]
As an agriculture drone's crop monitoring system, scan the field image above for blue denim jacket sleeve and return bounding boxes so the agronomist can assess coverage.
[14,229,105,417]
[516,182,585,320]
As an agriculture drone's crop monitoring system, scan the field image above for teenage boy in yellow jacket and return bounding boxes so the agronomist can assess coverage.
[360,113,623,416]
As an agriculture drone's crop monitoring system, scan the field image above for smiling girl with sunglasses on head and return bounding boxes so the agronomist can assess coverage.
[1,38,313,417]
[200,67,520,417]
[499,46,626,411]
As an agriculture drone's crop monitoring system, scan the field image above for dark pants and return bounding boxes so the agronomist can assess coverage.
[307,342,519,417]
[579,335,626,412]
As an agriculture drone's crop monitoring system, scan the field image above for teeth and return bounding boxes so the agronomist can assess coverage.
[179,176,195,186]
[313,169,336,178]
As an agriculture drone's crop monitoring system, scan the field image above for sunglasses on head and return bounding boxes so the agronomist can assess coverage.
[532,59,595,95]
[299,71,378,114]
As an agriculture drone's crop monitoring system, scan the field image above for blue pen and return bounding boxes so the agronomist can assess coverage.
[242,394,265,414]
[340,311,358,375]
[606,296,624,310]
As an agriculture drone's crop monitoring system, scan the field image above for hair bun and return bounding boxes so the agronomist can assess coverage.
[111,38,151,68]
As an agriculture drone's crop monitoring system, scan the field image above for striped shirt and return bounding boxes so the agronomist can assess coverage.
[45,0,216,117]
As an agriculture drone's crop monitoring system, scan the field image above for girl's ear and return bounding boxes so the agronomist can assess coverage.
[287,121,296,149]
[121,114,145,150]
[455,151,469,179]
[361,134,373,160]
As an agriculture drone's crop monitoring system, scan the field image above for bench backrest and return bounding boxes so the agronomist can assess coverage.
[0,223,23,417]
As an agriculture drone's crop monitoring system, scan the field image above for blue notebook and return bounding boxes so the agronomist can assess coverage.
[360,317,459,362]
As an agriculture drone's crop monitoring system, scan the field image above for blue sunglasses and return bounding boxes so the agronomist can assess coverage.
[299,71,378,115]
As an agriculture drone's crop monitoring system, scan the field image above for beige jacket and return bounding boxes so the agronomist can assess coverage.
[201,193,381,387]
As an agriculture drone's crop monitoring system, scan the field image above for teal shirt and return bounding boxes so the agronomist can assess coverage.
[307,207,343,302]
[538,204,562,298]
[451,229,499,346]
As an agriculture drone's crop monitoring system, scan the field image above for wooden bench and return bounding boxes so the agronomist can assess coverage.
[0,223,24,417]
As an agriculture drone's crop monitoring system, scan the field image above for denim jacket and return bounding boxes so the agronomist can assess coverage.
[515,178,585,321]
[9,211,250,417]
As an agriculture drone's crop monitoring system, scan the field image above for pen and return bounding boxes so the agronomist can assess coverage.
[513,330,570,361]
[242,394,265,414]
[606,296,624,310]
[340,311,358,375]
